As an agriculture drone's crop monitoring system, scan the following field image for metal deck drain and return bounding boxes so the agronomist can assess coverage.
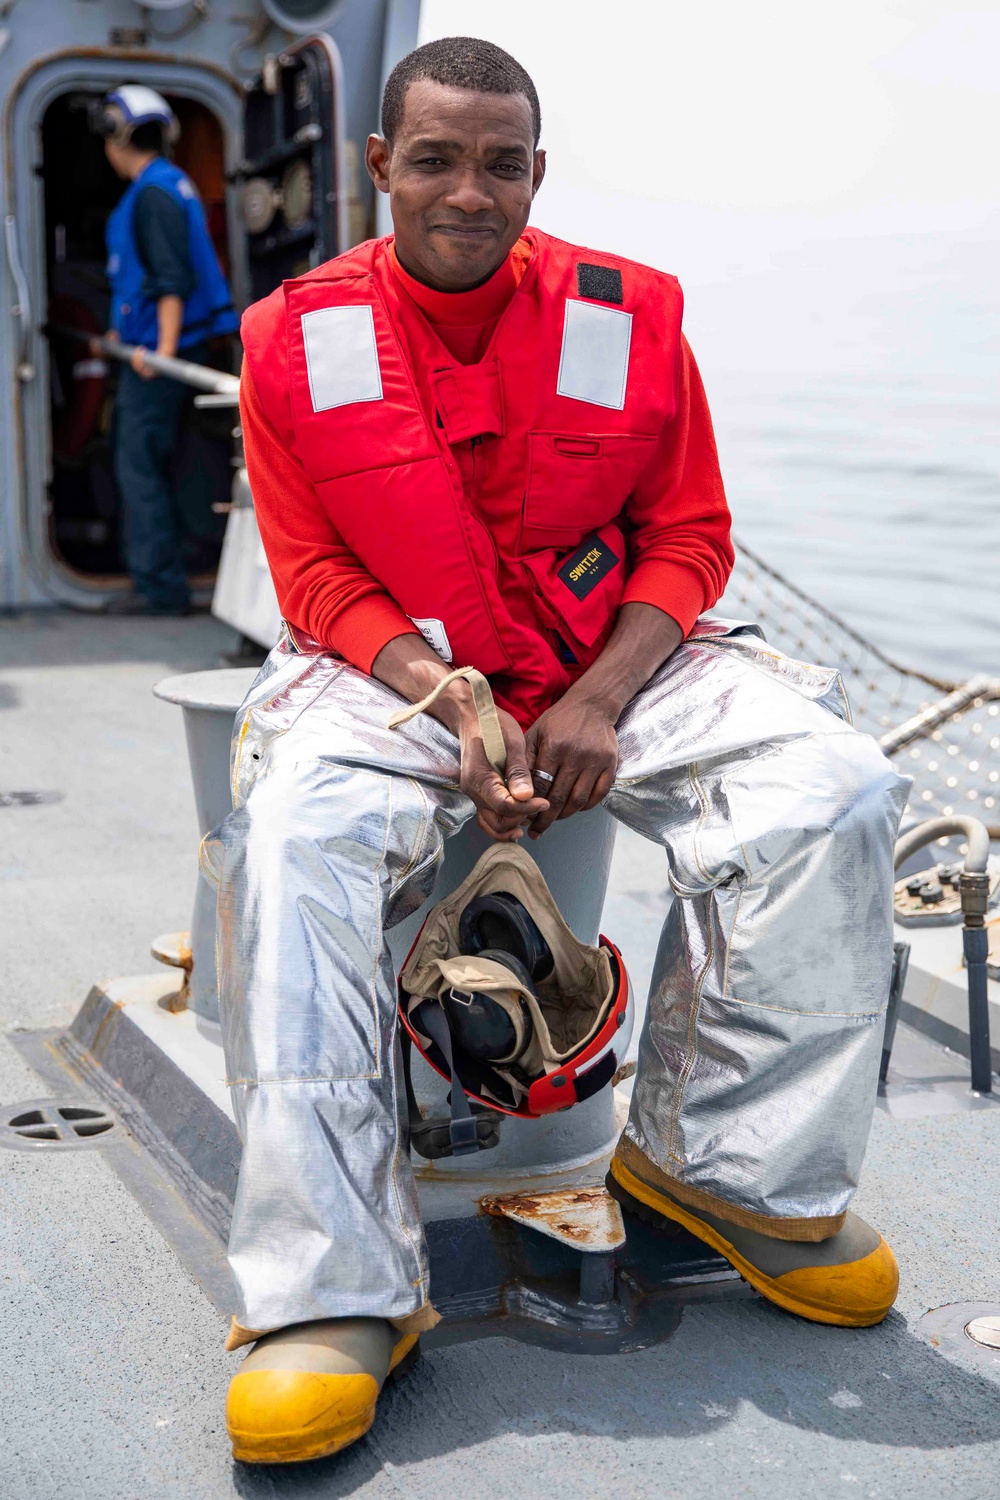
[916,1303,1000,1371]
[0,1098,116,1149]
[965,1315,1000,1350]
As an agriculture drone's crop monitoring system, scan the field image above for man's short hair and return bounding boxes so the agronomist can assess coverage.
[381,36,541,147]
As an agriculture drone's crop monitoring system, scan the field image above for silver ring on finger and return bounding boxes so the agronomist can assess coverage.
[532,768,555,785]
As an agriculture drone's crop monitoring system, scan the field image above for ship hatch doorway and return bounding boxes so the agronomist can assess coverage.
[40,92,234,583]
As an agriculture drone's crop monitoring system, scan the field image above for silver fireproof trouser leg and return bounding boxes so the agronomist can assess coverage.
[205,621,909,1333]
[604,620,909,1232]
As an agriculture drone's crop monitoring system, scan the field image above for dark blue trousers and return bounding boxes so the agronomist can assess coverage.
[113,342,208,610]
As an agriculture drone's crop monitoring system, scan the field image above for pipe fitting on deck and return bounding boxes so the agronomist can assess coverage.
[959,871,992,926]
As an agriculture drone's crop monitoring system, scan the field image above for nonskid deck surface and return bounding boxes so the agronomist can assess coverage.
[3,611,1000,1500]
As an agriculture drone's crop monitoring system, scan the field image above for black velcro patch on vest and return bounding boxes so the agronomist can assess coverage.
[576,263,623,305]
[557,533,620,600]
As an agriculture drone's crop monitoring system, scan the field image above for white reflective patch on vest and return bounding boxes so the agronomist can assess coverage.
[556,298,632,411]
[301,304,383,412]
[409,617,453,663]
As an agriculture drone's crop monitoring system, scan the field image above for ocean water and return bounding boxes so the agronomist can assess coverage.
[711,368,998,679]
[682,226,1000,681]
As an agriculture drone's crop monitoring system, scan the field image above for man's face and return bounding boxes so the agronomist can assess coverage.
[366,79,545,291]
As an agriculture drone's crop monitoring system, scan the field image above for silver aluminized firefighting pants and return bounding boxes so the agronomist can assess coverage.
[205,619,908,1335]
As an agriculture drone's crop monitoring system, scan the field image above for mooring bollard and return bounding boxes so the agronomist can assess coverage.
[154,669,259,1023]
[152,668,622,1174]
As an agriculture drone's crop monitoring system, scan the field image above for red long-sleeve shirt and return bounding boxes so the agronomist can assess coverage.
[241,238,733,679]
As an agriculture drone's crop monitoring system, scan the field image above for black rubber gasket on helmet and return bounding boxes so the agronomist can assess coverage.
[458,892,554,981]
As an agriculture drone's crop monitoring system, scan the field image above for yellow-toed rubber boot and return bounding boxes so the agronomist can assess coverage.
[608,1147,898,1328]
[226,1317,420,1464]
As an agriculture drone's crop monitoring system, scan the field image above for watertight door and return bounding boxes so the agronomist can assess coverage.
[212,36,349,646]
[237,35,349,302]
[3,52,245,609]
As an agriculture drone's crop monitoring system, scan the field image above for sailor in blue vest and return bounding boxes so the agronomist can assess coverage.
[95,86,239,615]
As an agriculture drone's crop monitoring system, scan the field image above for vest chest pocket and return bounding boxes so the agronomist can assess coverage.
[522,431,656,548]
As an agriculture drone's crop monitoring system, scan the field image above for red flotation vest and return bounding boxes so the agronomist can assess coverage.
[242,229,685,724]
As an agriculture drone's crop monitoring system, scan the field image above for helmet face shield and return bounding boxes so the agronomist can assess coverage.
[399,844,633,1139]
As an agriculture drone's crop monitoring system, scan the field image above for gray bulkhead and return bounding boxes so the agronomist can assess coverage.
[0,0,419,610]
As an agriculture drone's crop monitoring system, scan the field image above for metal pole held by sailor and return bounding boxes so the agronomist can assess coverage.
[46,323,240,399]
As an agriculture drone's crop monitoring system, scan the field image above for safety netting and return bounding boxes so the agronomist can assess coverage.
[722,538,1000,842]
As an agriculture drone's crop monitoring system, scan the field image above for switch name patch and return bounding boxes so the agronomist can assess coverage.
[557,533,620,599]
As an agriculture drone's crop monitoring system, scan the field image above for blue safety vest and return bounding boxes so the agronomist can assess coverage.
[105,157,238,350]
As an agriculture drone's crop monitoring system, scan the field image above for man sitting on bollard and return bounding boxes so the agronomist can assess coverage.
[212,36,909,1466]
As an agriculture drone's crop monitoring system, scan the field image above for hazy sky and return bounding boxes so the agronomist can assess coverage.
[418,2,1000,280]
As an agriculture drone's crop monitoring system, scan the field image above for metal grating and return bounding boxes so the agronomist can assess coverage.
[0,1098,116,1149]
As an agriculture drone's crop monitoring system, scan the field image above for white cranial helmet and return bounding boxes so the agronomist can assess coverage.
[96,85,180,147]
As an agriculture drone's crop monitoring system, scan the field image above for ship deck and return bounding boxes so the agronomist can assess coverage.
[3,609,999,1500]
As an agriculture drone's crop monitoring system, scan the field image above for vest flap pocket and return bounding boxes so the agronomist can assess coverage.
[523,431,655,545]
[523,525,626,650]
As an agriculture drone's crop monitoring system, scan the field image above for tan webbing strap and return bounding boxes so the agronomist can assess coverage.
[387,667,507,775]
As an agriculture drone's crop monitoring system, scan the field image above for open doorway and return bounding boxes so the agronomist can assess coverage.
[41,91,235,582]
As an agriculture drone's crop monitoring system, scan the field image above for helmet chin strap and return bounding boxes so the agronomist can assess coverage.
[387,666,507,775]
[400,1011,503,1159]
[393,670,515,1160]
[414,1004,481,1155]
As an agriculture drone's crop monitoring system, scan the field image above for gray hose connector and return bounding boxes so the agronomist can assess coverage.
[893,815,990,873]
